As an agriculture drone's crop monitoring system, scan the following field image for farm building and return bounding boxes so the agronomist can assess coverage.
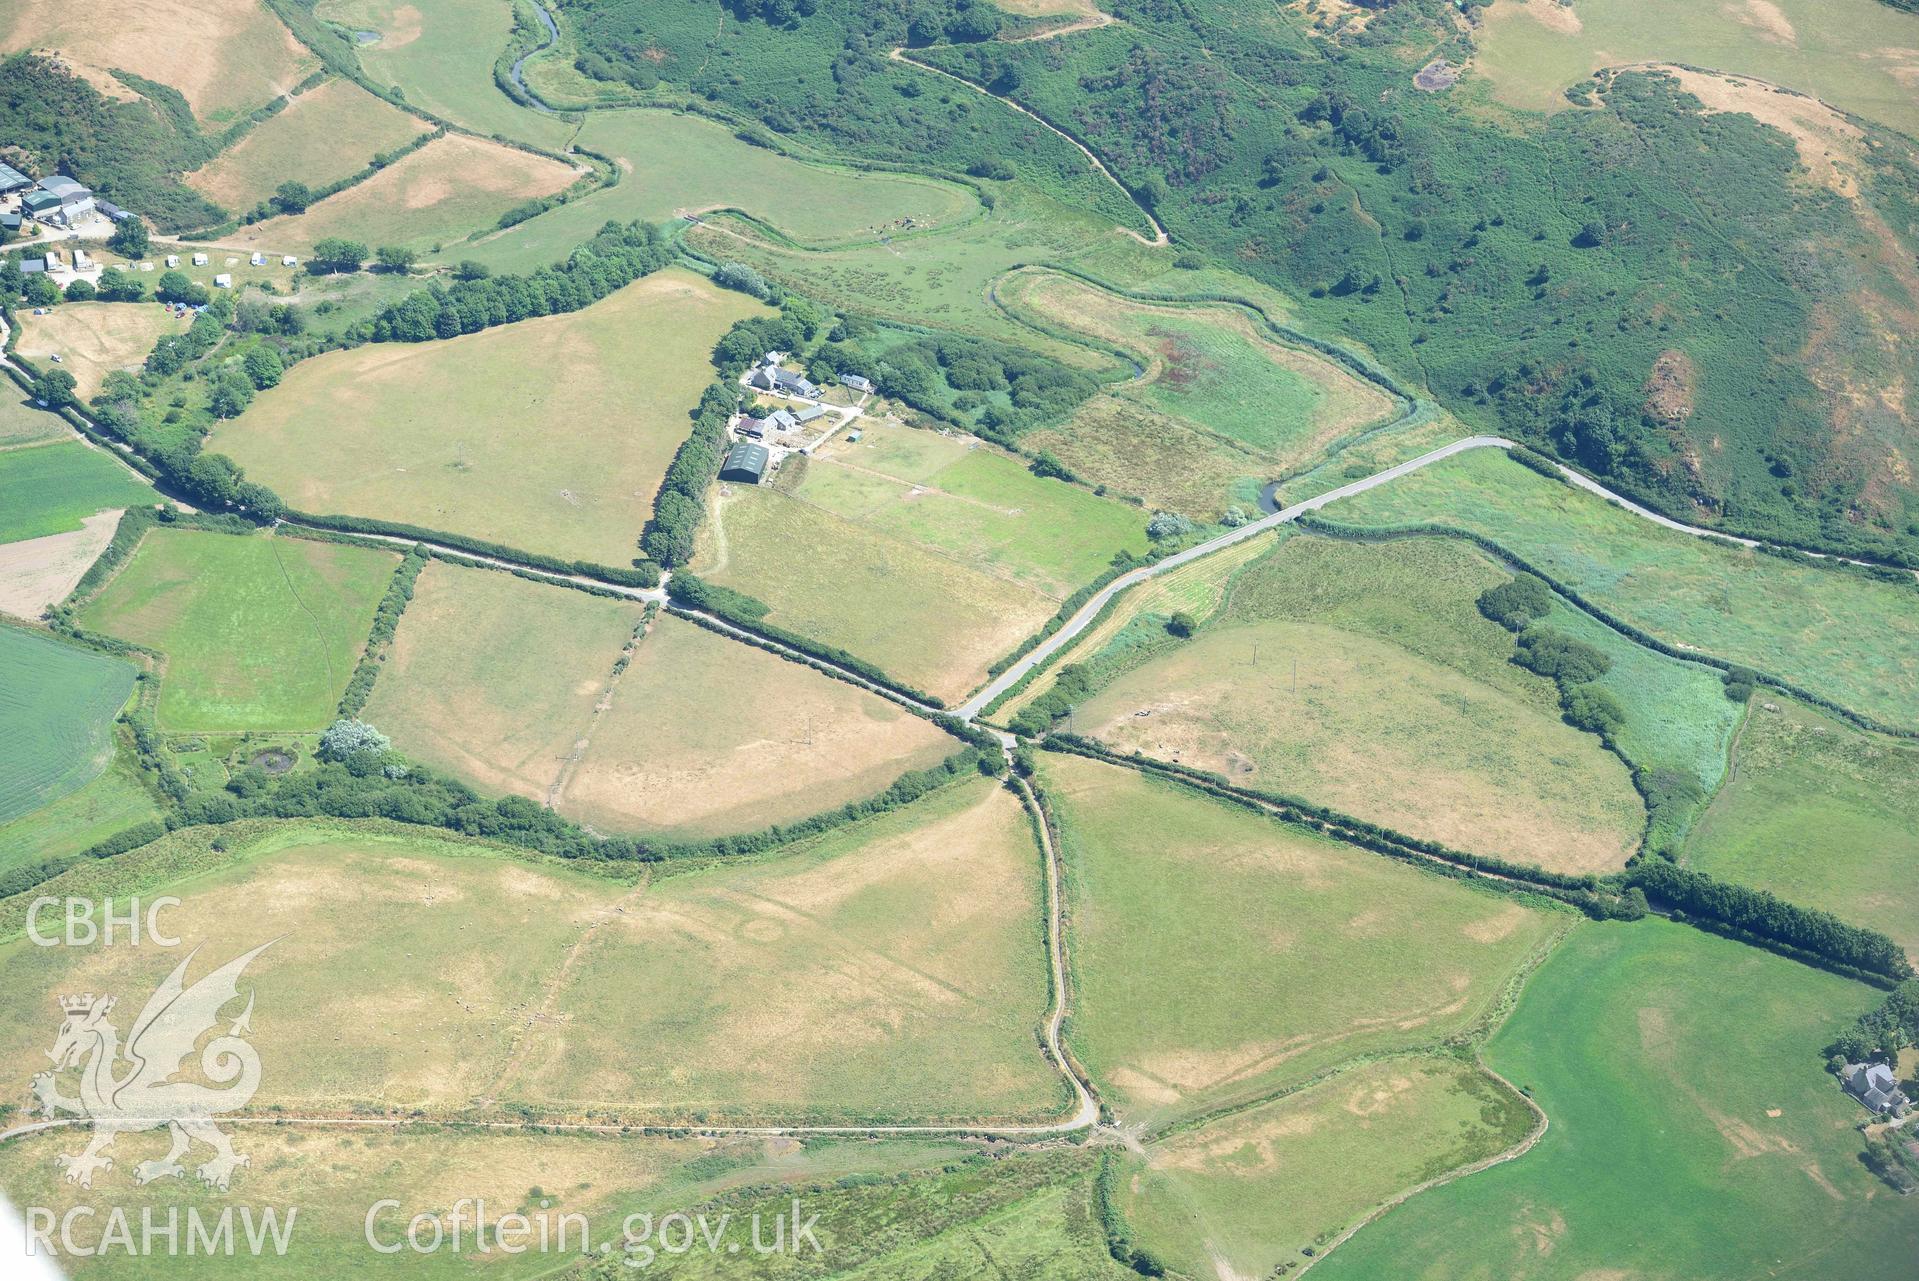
[765,408,799,432]
[839,373,875,394]
[95,199,130,222]
[736,418,766,440]
[0,161,31,194]
[796,405,828,424]
[1843,1062,1910,1115]
[31,175,94,225]
[748,362,821,399]
[20,189,61,220]
[719,441,770,484]
[0,212,19,234]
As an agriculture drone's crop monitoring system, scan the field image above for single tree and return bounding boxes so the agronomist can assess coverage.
[107,216,150,257]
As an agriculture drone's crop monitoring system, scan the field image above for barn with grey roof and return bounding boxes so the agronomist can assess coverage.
[719,441,770,484]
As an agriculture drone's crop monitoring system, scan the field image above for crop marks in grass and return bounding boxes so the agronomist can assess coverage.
[75,528,398,732]
[13,303,191,402]
[1044,752,1560,1130]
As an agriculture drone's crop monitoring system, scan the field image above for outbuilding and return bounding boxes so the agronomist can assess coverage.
[0,161,32,194]
[719,441,770,485]
[34,175,94,225]
[839,373,875,394]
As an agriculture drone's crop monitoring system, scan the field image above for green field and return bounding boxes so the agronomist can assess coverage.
[0,626,137,825]
[1044,752,1562,1129]
[1471,0,1919,136]
[1123,1058,1537,1279]
[1315,919,1919,1280]
[76,528,397,732]
[186,76,431,211]
[0,441,153,545]
[313,0,576,149]
[1079,536,1644,874]
[504,777,1064,1123]
[0,392,67,448]
[213,270,766,565]
[1687,697,1919,962]
[465,110,982,271]
[1328,449,1919,729]
[0,753,159,883]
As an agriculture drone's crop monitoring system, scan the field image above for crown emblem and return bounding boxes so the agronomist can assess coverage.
[58,994,96,1016]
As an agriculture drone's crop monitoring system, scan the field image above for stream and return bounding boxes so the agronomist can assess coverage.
[509,2,561,113]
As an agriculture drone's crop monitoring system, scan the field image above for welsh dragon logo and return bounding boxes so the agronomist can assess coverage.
[30,942,273,1191]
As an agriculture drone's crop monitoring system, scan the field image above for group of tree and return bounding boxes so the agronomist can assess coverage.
[1479,575,1625,736]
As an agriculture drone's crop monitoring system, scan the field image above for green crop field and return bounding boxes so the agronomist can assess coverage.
[1314,919,1919,1280]
[212,270,766,565]
[1079,536,1644,874]
[0,754,159,884]
[1471,0,1919,136]
[569,613,956,840]
[0,821,629,1111]
[465,110,981,272]
[1122,1058,1537,1279]
[235,132,580,256]
[0,626,136,826]
[186,77,431,212]
[1328,449,1919,730]
[0,392,67,448]
[0,441,153,546]
[503,777,1065,1123]
[1686,697,1919,962]
[75,528,397,732]
[313,0,576,149]
[1044,752,1562,1129]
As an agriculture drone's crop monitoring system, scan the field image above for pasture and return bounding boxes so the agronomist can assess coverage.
[1123,1058,1536,1279]
[1686,697,1919,961]
[466,110,980,272]
[0,821,629,1111]
[75,528,397,732]
[1043,752,1561,1129]
[0,441,151,546]
[361,561,646,811]
[693,486,1059,704]
[566,614,957,840]
[313,0,577,149]
[235,133,579,256]
[186,77,431,212]
[0,391,66,447]
[14,302,190,400]
[1328,448,1919,730]
[0,751,158,883]
[0,0,314,122]
[0,626,136,825]
[1079,536,1644,874]
[212,269,765,565]
[1313,920,1919,1280]
[1470,0,1919,137]
[502,778,1065,1123]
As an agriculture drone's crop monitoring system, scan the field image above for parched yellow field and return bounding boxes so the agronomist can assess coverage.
[503,779,1065,1123]
[187,77,432,211]
[1078,536,1644,875]
[14,302,190,400]
[0,823,628,1111]
[564,614,957,840]
[0,0,315,121]
[212,269,767,565]
[232,132,580,255]
[1045,752,1561,1129]
[361,561,647,810]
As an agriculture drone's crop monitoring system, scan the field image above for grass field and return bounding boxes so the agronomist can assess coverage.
[0,390,67,447]
[1328,448,1919,730]
[1686,696,1919,962]
[465,110,981,272]
[0,441,151,546]
[0,821,628,1110]
[566,613,956,840]
[76,528,397,732]
[1314,919,1919,1280]
[186,77,432,211]
[694,423,1148,701]
[0,0,315,122]
[1044,752,1562,1129]
[234,132,579,256]
[1003,270,1396,510]
[14,301,190,400]
[0,626,136,825]
[504,778,1064,1123]
[1470,0,1919,136]
[313,0,577,150]
[1079,536,1644,874]
[362,560,645,808]
[0,751,158,883]
[213,269,765,564]
[1123,1058,1536,1279]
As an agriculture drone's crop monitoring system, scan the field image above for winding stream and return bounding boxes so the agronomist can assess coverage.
[509,2,561,113]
